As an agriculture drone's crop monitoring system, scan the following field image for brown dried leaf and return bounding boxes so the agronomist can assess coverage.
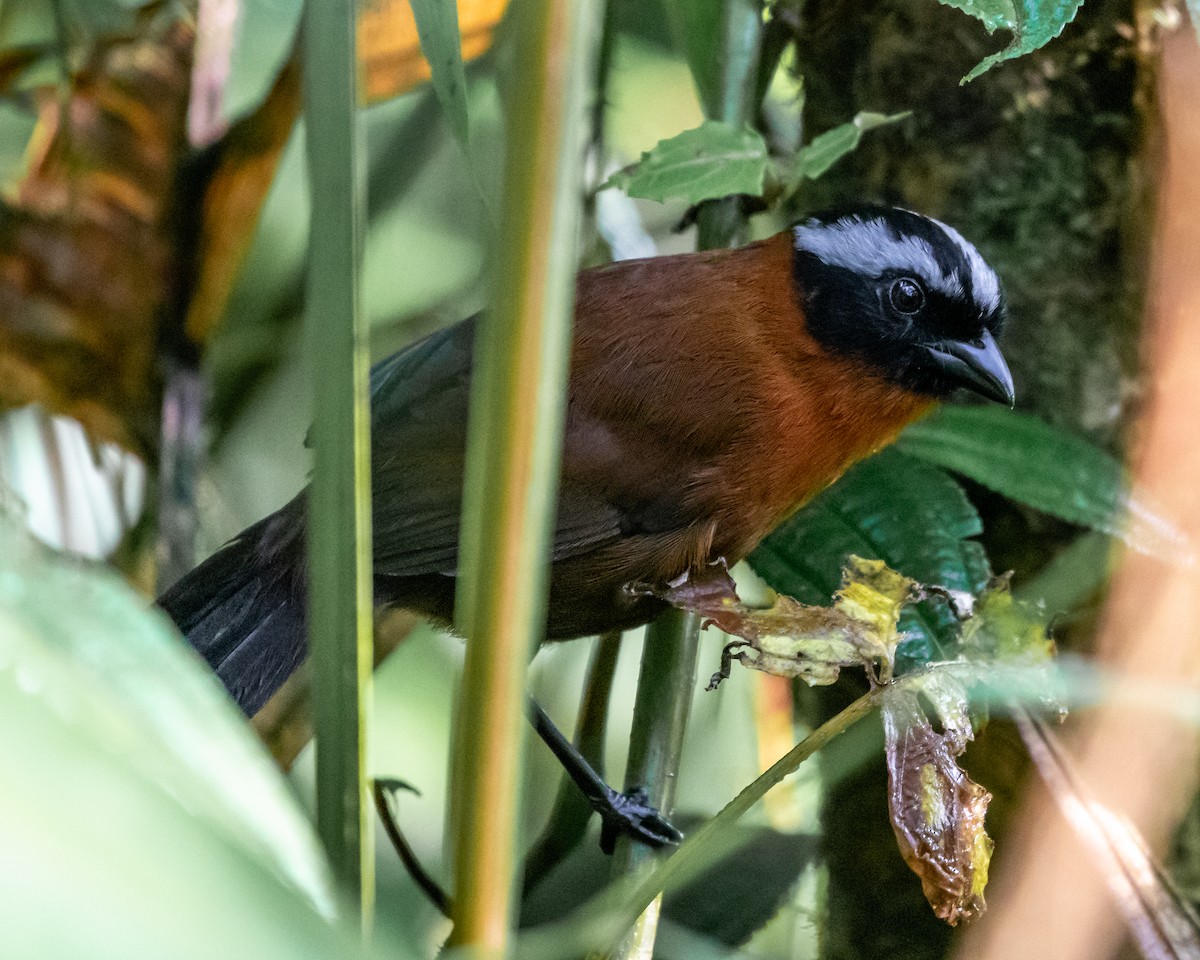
[0,11,193,450]
[882,672,993,925]
[185,0,506,343]
[630,555,919,689]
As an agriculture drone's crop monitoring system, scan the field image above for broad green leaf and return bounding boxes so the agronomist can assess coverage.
[790,111,910,187]
[0,510,370,958]
[749,448,990,666]
[895,405,1187,557]
[602,121,768,205]
[958,0,1085,82]
[409,0,471,158]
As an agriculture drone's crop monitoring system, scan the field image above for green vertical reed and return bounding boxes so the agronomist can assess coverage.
[301,0,374,924]
[449,0,597,954]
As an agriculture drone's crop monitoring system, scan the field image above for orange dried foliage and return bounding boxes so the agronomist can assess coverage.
[359,0,507,102]
[0,14,194,450]
[185,0,507,344]
[184,59,300,344]
[0,1,506,449]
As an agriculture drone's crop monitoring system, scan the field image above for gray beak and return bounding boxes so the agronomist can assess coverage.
[922,329,1015,406]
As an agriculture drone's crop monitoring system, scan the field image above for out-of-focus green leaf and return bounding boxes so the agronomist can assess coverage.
[896,405,1187,558]
[1189,0,1200,44]
[1015,530,1112,617]
[934,0,1016,33]
[956,0,1084,82]
[409,0,471,159]
[749,448,990,667]
[790,111,910,186]
[0,0,157,91]
[520,817,818,947]
[0,0,152,53]
[659,0,721,118]
[0,509,370,958]
[222,0,303,126]
[602,121,767,204]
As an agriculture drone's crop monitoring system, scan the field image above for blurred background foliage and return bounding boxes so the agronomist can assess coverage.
[1,0,1198,958]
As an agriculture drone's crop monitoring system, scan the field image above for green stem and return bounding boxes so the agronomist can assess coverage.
[696,0,764,250]
[619,689,876,921]
[448,0,597,953]
[301,0,373,924]
[610,610,701,960]
[515,688,878,960]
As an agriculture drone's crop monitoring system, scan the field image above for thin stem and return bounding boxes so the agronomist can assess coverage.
[302,0,373,923]
[514,688,878,960]
[610,610,701,960]
[696,0,764,250]
[374,781,453,919]
[448,0,598,953]
[620,689,876,921]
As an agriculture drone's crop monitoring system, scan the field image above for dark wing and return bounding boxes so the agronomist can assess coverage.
[364,315,625,577]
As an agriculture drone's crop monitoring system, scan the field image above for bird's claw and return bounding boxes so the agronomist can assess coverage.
[596,785,684,855]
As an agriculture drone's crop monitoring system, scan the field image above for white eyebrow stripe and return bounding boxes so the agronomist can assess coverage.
[792,217,965,300]
[793,215,1002,315]
[930,217,1002,313]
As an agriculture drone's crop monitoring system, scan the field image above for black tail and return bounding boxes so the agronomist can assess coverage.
[158,498,307,716]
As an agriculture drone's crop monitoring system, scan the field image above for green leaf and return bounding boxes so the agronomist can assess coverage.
[895,405,1186,556]
[790,111,910,187]
[659,0,722,119]
[0,512,377,959]
[602,121,768,205]
[1015,530,1112,617]
[222,0,303,126]
[1188,0,1200,45]
[934,0,1017,33]
[408,0,471,158]
[957,0,1085,83]
[960,579,1054,662]
[749,448,990,667]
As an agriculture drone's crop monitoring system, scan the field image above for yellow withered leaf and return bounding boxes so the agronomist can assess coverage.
[629,555,919,689]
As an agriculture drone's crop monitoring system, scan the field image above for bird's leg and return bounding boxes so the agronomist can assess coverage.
[527,697,683,854]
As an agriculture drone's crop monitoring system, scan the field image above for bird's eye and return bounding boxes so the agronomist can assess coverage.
[888,277,925,314]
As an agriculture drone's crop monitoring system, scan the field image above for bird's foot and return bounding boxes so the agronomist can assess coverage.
[596,785,684,854]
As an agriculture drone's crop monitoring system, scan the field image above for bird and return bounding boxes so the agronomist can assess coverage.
[159,205,1012,845]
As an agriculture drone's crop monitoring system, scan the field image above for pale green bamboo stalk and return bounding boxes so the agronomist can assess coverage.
[301,0,374,923]
[449,0,598,953]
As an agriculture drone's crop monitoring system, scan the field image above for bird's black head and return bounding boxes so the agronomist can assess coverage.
[791,206,1014,405]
